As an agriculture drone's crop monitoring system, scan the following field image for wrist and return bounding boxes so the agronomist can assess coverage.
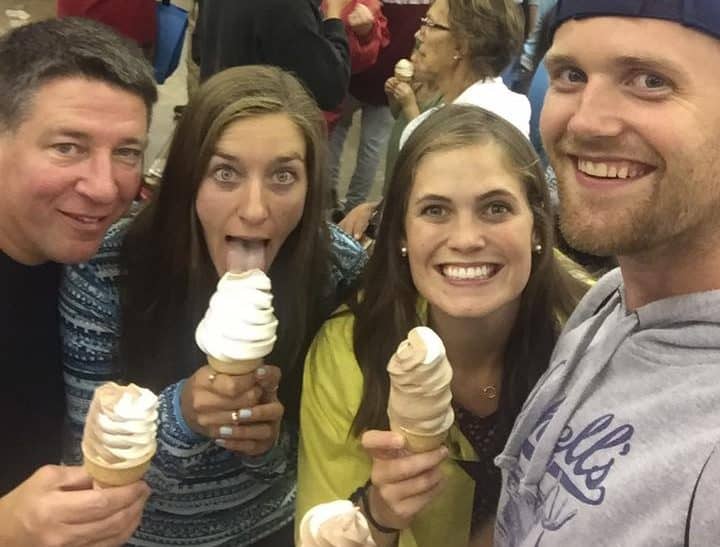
[351,480,401,534]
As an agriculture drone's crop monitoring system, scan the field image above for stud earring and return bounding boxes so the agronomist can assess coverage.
[533,244,543,254]
[401,246,408,257]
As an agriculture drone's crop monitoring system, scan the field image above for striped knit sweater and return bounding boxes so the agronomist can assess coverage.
[60,217,366,546]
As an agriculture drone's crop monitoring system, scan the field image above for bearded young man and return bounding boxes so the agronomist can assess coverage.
[494,2,720,545]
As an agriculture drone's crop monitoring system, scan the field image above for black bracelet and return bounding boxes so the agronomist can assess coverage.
[349,479,400,535]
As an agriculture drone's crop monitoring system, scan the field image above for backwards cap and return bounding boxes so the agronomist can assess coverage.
[548,0,720,42]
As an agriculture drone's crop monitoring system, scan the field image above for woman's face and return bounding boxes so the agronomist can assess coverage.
[413,0,461,84]
[404,141,536,321]
[196,113,308,276]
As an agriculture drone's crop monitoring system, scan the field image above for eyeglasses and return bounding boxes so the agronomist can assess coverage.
[420,16,451,32]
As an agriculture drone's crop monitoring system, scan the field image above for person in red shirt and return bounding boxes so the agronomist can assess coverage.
[57,0,157,59]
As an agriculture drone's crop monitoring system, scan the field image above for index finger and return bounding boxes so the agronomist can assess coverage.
[61,481,150,524]
[210,370,257,398]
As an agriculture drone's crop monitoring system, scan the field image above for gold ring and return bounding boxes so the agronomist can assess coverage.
[231,410,240,423]
[208,372,217,383]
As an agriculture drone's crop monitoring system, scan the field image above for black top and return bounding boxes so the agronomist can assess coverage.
[453,403,505,533]
[197,0,350,111]
[0,251,64,494]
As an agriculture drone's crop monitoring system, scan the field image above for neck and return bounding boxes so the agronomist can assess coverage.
[427,301,518,373]
[439,62,481,104]
[619,221,720,310]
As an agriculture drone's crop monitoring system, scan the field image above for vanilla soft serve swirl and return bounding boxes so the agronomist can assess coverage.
[195,269,278,362]
[82,382,158,467]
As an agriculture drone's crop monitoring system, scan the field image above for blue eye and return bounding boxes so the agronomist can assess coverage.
[211,165,237,184]
[273,169,297,185]
[421,204,447,218]
[629,72,670,90]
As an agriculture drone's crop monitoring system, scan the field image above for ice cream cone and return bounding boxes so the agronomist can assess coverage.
[390,421,448,453]
[207,355,262,375]
[82,441,155,488]
[394,59,414,83]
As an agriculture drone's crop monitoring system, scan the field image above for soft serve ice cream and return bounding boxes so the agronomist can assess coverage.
[299,500,377,547]
[394,58,414,82]
[387,326,454,452]
[195,269,278,374]
[82,382,158,486]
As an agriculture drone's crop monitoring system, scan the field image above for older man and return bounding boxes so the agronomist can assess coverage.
[0,17,156,546]
[495,2,720,545]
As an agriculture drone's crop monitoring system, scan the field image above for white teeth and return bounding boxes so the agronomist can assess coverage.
[442,265,494,280]
[75,215,100,224]
[577,158,644,180]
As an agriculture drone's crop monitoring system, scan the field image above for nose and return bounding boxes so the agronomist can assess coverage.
[75,151,120,205]
[236,178,270,225]
[447,212,486,252]
[565,80,624,139]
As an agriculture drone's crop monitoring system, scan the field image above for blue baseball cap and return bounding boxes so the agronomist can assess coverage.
[548,0,720,42]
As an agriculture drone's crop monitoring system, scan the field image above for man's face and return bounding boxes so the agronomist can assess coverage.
[541,17,720,257]
[0,77,148,264]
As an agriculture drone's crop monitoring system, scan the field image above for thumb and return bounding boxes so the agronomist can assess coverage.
[56,465,94,492]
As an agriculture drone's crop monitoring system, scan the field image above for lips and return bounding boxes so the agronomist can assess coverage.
[59,210,108,229]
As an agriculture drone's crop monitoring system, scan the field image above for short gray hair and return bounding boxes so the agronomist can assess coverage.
[0,17,157,131]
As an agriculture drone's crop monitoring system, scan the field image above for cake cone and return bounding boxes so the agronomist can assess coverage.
[207,355,262,375]
[82,442,155,488]
[389,421,448,453]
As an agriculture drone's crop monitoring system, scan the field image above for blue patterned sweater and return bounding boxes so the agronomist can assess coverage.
[60,217,366,546]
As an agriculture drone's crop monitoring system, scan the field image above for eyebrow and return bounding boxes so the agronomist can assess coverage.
[48,128,147,147]
[545,53,687,80]
[414,189,520,204]
[213,151,305,164]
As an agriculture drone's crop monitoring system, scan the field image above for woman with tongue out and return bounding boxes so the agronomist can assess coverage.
[60,65,366,546]
[297,104,590,547]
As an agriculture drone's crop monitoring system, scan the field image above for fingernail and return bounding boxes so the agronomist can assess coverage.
[256,367,267,376]
[440,446,449,457]
[238,408,252,419]
[215,439,227,447]
[219,426,233,437]
[354,233,361,240]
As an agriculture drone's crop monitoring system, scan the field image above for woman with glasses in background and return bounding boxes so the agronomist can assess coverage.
[340,0,531,245]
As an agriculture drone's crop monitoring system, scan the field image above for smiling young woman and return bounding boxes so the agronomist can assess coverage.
[297,104,590,547]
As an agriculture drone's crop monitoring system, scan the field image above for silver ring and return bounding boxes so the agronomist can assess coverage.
[208,372,217,383]
[231,410,240,423]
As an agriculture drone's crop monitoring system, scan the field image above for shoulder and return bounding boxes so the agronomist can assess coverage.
[327,223,367,290]
[304,308,362,398]
[459,79,531,136]
[60,215,135,306]
[309,306,356,361]
[564,268,623,331]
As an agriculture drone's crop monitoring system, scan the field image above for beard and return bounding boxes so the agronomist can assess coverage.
[550,136,720,258]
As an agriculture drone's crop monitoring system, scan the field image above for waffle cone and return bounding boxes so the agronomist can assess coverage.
[389,421,448,453]
[82,443,155,488]
[207,355,262,375]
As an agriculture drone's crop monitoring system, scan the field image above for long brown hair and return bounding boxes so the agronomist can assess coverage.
[118,66,329,422]
[350,104,587,437]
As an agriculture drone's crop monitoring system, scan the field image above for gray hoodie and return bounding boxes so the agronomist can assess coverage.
[494,269,720,547]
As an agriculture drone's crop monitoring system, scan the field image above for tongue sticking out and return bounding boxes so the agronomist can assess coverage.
[226,240,266,273]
